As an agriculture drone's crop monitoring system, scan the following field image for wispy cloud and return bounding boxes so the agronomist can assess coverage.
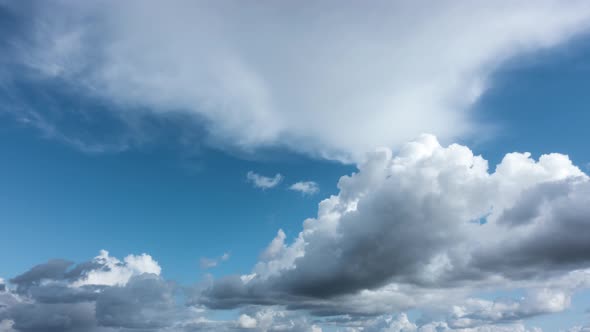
[200,252,231,270]
[246,171,283,190]
[289,181,319,195]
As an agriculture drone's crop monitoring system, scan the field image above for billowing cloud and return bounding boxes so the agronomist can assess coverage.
[2,137,590,331]
[2,1,590,160]
[247,172,283,190]
[289,181,320,195]
[202,135,590,317]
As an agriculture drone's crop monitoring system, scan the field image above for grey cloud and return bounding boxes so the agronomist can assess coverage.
[201,136,590,315]
[9,259,73,291]
[95,275,176,329]
[4,137,590,330]
[6,302,96,332]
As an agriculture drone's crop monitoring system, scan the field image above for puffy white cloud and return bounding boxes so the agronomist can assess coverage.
[238,314,258,329]
[3,1,590,160]
[72,250,161,287]
[247,172,283,190]
[289,181,320,195]
[203,135,590,316]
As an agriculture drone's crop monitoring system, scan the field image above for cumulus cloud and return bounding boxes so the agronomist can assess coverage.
[3,137,590,331]
[289,181,320,195]
[238,314,257,329]
[202,135,590,317]
[0,252,326,332]
[247,172,283,190]
[2,1,590,160]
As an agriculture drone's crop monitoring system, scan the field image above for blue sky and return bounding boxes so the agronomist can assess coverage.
[2,2,590,332]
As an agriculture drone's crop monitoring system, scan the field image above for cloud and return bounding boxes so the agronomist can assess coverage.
[238,314,257,329]
[3,137,590,331]
[566,326,590,332]
[0,253,323,332]
[202,135,590,316]
[320,311,546,332]
[72,250,161,287]
[3,1,590,160]
[0,251,199,332]
[289,181,320,195]
[247,172,283,190]
[200,253,231,270]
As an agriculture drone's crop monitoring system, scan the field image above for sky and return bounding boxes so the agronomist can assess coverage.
[2,1,590,331]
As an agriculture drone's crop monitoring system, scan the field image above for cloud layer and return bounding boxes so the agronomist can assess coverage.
[2,1,590,160]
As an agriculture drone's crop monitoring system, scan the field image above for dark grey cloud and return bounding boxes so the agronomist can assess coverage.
[95,275,176,329]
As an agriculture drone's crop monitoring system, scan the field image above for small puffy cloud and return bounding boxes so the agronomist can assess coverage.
[238,314,257,329]
[247,171,283,190]
[289,181,319,195]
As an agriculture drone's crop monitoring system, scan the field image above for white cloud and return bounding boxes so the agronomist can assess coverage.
[238,314,257,329]
[247,171,283,190]
[72,250,161,287]
[289,181,320,195]
[7,1,590,161]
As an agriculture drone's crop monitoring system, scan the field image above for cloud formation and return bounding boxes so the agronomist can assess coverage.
[2,136,590,331]
[289,181,320,195]
[2,1,590,160]
[247,172,284,190]
[202,135,590,318]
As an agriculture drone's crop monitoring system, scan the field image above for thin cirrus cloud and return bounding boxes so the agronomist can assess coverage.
[246,171,283,190]
[2,1,590,160]
[3,136,590,331]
